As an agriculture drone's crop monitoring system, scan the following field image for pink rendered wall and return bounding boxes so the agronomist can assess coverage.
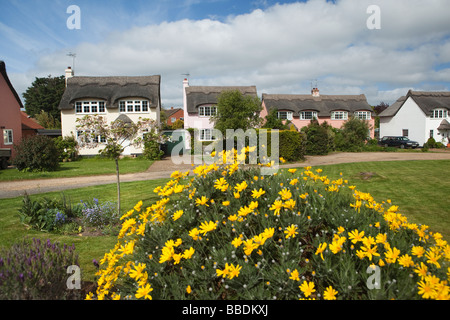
[0,73,22,157]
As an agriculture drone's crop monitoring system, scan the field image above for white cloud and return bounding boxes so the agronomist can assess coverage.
[9,0,450,107]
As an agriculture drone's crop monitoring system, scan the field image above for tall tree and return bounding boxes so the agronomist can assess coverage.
[76,115,165,214]
[211,90,262,135]
[23,75,65,120]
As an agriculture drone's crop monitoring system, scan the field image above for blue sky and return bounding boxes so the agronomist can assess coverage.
[1,0,450,107]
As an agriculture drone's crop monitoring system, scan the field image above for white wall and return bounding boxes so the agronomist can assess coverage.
[380,97,427,146]
[61,97,159,156]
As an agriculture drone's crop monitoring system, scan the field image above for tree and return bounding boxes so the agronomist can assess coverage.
[335,116,371,151]
[76,115,166,214]
[34,110,61,129]
[211,90,262,135]
[23,75,66,121]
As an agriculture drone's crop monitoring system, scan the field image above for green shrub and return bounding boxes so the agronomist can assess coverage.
[0,238,81,300]
[54,135,79,162]
[426,137,437,148]
[143,129,165,160]
[301,120,334,155]
[335,117,371,152]
[12,135,61,172]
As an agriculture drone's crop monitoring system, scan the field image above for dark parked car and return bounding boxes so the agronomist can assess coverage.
[379,136,420,149]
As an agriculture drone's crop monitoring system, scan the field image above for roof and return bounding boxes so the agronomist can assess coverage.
[0,60,24,110]
[185,86,257,113]
[21,111,44,130]
[163,107,183,118]
[58,75,161,110]
[262,93,372,117]
[437,119,450,131]
[379,90,450,118]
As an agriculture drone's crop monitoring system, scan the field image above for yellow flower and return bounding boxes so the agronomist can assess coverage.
[288,168,297,174]
[262,227,275,239]
[360,245,380,261]
[129,262,146,281]
[172,210,183,221]
[232,237,243,248]
[186,285,192,294]
[283,199,296,210]
[182,247,195,260]
[384,246,401,264]
[426,251,442,269]
[222,201,230,206]
[299,281,316,298]
[228,214,238,222]
[398,254,414,268]
[214,177,229,192]
[289,269,300,281]
[228,264,242,279]
[238,206,253,217]
[323,286,338,300]
[284,224,298,239]
[189,228,201,241]
[279,157,286,163]
[279,188,292,200]
[135,283,153,300]
[216,263,231,278]
[414,262,428,280]
[134,200,143,212]
[411,246,426,258]
[269,200,283,216]
[376,233,387,245]
[315,242,327,261]
[233,191,241,199]
[195,196,210,207]
[159,245,175,264]
[251,188,266,199]
[234,181,248,192]
[348,229,365,244]
[199,220,217,235]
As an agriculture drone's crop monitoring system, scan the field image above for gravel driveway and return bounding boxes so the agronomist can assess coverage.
[1,151,449,199]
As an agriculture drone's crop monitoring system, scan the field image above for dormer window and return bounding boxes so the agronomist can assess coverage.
[430,109,448,119]
[277,111,293,120]
[119,100,149,113]
[354,111,371,120]
[331,111,348,120]
[199,105,217,117]
[300,111,318,120]
[75,101,106,114]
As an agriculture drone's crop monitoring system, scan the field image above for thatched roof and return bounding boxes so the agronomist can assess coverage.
[262,93,372,117]
[58,75,161,110]
[185,86,257,113]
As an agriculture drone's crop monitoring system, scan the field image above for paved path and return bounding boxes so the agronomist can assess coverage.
[0,151,449,199]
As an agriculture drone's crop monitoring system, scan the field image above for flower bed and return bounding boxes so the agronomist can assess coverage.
[88,149,449,300]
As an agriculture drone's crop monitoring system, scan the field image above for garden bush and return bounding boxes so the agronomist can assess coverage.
[0,238,81,300]
[301,120,334,155]
[335,117,371,152]
[88,149,449,300]
[54,135,79,162]
[12,135,61,172]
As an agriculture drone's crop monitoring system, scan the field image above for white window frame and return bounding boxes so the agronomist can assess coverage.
[199,129,216,141]
[75,101,106,114]
[119,100,150,114]
[430,109,448,119]
[331,111,348,120]
[300,111,318,120]
[354,111,372,120]
[77,130,106,144]
[3,129,13,145]
[199,105,217,117]
[277,111,293,120]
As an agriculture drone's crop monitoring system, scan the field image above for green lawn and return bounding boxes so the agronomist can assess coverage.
[0,157,153,181]
[302,160,450,241]
[0,178,168,282]
[0,159,448,285]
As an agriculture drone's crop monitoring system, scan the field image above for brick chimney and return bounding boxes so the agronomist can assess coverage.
[311,87,320,97]
[65,66,74,87]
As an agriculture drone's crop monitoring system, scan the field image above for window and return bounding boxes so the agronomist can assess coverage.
[277,111,293,120]
[75,101,106,114]
[354,111,371,120]
[119,100,150,113]
[430,130,434,138]
[402,129,409,137]
[199,105,217,117]
[331,111,348,120]
[171,117,177,123]
[300,111,318,120]
[430,109,448,119]
[77,130,106,144]
[200,129,215,141]
[3,129,13,145]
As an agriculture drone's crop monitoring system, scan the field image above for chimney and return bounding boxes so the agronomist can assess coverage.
[311,87,320,97]
[65,66,74,87]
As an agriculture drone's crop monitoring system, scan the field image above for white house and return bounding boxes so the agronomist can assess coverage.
[379,90,450,147]
[59,67,161,156]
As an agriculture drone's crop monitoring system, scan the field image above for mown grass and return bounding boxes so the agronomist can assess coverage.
[0,178,168,282]
[0,157,153,181]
